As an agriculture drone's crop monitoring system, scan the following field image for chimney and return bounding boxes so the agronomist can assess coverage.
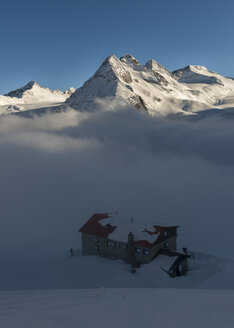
[127,232,138,267]
[128,231,134,243]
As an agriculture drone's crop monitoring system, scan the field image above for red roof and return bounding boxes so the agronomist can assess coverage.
[79,213,178,248]
[134,225,165,248]
[79,213,115,238]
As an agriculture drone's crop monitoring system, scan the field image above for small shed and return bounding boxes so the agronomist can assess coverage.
[157,250,189,277]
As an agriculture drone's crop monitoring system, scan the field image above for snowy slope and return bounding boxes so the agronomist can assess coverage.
[1,288,234,328]
[0,81,75,115]
[173,65,224,84]
[66,54,234,116]
[172,65,234,110]
[1,250,234,290]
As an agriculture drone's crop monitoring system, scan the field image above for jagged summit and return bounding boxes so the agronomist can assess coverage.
[24,80,39,88]
[187,65,209,72]
[66,53,187,112]
[145,59,172,78]
[173,65,224,85]
[64,87,76,95]
[93,55,132,84]
[5,81,41,98]
[1,53,234,118]
[96,54,118,72]
[173,65,209,75]
[0,81,75,115]
[66,53,234,116]
[5,81,76,99]
[120,54,140,66]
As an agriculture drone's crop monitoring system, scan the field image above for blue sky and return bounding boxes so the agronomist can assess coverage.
[0,0,233,93]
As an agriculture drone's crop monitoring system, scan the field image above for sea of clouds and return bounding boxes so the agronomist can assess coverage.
[0,101,234,262]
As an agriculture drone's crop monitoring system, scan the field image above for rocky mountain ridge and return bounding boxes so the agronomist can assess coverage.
[0,81,75,115]
[1,54,234,117]
[66,54,234,116]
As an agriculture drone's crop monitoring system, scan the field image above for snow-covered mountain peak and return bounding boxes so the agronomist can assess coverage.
[145,59,172,77]
[94,55,133,84]
[188,65,209,72]
[2,53,234,118]
[0,81,75,115]
[184,65,209,72]
[66,53,185,112]
[65,53,234,117]
[94,55,120,76]
[172,65,224,85]
[120,54,140,66]
[64,87,76,95]
[5,80,41,98]
[25,80,39,88]
[4,81,74,99]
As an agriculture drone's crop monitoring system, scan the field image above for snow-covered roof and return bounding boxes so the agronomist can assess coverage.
[79,213,178,248]
[100,216,161,243]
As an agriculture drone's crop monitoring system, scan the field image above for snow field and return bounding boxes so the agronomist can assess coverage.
[1,288,234,328]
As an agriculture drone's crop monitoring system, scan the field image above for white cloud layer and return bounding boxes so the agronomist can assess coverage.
[0,103,234,262]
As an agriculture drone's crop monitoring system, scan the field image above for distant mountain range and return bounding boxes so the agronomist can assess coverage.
[0,81,75,115]
[1,54,234,118]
